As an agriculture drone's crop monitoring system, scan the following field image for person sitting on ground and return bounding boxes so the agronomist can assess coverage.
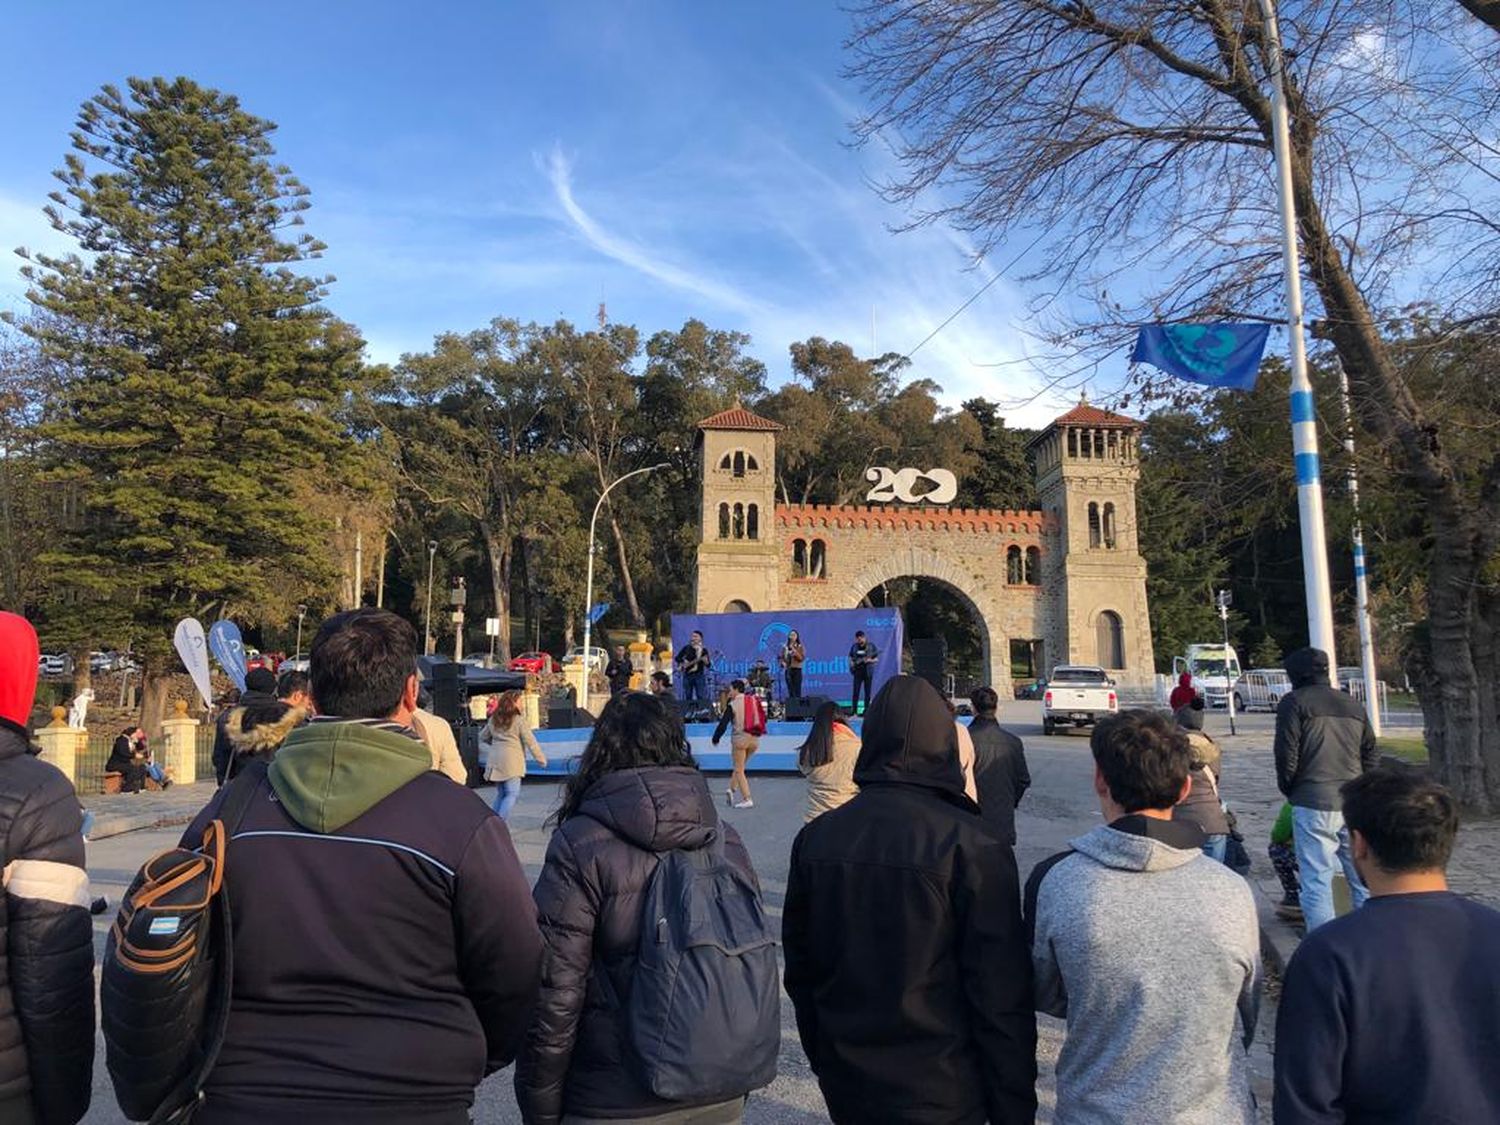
[412,686,468,785]
[515,691,767,1125]
[1026,709,1260,1124]
[796,700,860,822]
[1275,767,1500,1122]
[480,688,548,819]
[784,675,1037,1124]
[968,686,1031,845]
[222,678,308,781]
[213,667,277,785]
[177,607,542,1124]
[1268,801,1302,921]
[107,726,151,793]
[1173,697,1230,863]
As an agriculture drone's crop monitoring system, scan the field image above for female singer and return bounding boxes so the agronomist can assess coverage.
[780,629,806,699]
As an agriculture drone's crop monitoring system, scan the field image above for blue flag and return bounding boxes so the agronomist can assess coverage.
[1130,324,1271,390]
[588,602,611,625]
[207,619,248,692]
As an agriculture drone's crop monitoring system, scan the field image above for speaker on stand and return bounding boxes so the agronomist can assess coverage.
[784,695,830,722]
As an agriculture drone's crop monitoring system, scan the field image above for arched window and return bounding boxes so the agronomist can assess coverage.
[746,453,758,471]
[1103,502,1117,549]
[718,503,730,540]
[1088,502,1102,548]
[792,538,808,576]
[810,539,827,579]
[747,503,759,540]
[732,503,745,539]
[1025,546,1041,585]
[1006,545,1023,585]
[1067,428,1078,458]
[718,453,732,471]
[733,451,746,477]
[726,599,751,613]
[1097,611,1125,669]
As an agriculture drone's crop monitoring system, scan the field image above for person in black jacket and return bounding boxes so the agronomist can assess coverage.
[0,611,95,1125]
[106,726,150,793]
[212,667,277,785]
[604,644,633,695]
[783,675,1037,1124]
[515,692,764,1124]
[967,685,1031,845]
[1274,646,1379,930]
[847,630,878,715]
[180,609,542,1125]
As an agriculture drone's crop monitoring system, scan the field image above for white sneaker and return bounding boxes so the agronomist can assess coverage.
[731,796,755,809]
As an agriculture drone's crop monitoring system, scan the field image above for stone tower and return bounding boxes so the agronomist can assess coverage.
[1029,400,1156,687]
[694,405,783,614]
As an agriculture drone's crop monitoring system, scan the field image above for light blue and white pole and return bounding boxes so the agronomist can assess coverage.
[1339,362,1382,734]
[1256,0,1337,673]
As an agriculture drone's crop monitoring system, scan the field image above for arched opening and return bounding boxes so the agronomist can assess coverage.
[746,453,758,471]
[1088,502,1102,548]
[732,503,745,539]
[809,538,827,579]
[1103,502,1117,549]
[725,599,751,613]
[1097,610,1125,669]
[860,576,988,696]
[1025,546,1040,585]
[747,503,759,540]
[718,452,731,471]
[733,450,746,478]
[1006,545,1023,585]
[792,538,808,576]
[717,503,730,540]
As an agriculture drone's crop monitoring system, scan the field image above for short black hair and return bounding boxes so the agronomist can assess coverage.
[1091,709,1191,812]
[970,686,999,715]
[276,669,310,700]
[309,609,417,720]
[650,671,670,686]
[1342,767,1459,873]
[855,630,866,637]
[730,678,747,692]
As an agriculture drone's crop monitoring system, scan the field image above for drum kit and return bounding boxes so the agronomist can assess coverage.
[747,660,786,721]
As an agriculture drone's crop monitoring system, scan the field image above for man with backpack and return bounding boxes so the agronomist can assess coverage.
[168,608,542,1124]
[0,612,95,1125]
[712,679,764,809]
[783,675,1037,1124]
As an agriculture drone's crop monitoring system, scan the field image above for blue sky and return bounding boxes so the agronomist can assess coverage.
[0,0,1080,425]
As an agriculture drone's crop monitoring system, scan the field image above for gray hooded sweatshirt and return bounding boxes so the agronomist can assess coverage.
[1025,816,1260,1124]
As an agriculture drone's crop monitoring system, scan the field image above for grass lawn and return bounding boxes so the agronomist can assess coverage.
[1379,736,1429,764]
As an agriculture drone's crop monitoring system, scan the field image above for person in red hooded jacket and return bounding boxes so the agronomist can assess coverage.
[1168,671,1197,711]
[0,612,95,1124]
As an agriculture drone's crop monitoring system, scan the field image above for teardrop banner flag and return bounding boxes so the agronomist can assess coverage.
[1131,324,1271,390]
[173,617,213,710]
[208,619,248,693]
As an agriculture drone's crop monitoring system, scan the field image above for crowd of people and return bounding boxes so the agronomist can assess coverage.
[1,604,1497,1124]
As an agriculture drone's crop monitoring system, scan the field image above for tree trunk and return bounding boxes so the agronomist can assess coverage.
[139,664,170,741]
[480,523,514,663]
[70,643,92,695]
[606,508,646,627]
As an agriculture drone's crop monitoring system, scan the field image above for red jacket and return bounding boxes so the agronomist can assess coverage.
[1169,673,1197,711]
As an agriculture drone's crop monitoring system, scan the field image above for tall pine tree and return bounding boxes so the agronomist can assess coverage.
[13,77,368,730]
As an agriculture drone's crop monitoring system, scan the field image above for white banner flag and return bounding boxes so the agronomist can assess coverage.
[173,617,213,710]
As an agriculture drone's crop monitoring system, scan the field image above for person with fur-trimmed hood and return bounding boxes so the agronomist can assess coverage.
[222,686,307,782]
[0,612,96,1124]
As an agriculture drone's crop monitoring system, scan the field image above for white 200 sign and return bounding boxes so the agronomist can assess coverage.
[865,467,959,505]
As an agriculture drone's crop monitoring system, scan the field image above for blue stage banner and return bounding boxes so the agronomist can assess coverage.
[671,607,904,705]
[1131,323,1271,390]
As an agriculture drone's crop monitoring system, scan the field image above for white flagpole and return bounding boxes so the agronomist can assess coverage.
[1338,362,1383,734]
[1256,0,1338,674]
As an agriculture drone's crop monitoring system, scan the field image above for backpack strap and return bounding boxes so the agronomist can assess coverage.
[148,761,269,1125]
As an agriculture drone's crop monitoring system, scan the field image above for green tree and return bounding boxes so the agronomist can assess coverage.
[11,77,369,730]
[956,398,1036,510]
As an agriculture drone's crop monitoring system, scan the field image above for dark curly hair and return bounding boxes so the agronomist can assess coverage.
[555,692,698,824]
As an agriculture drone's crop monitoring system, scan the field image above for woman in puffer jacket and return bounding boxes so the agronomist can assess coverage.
[515,692,761,1125]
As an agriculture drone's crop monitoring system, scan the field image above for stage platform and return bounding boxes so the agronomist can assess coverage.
[526,719,868,775]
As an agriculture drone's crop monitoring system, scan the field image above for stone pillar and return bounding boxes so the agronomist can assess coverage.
[34,707,81,787]
[160,699,199,785]
[522,688,541,731]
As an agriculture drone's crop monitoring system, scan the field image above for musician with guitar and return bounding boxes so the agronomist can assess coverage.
[849,630,879,716]
[674,630,711,705]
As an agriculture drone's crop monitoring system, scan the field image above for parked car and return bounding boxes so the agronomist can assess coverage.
[508,651,555,674]
[1042,665,1118,735]
[89,651,115,674]
[562,645,608,671]
[38,653,71,677]
[1234,668,1291,712]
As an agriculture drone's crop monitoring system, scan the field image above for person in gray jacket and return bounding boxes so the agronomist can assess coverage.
[1273,646,1378,930]
[1025,710,1260,1125]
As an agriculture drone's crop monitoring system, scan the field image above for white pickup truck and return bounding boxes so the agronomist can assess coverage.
[1042,665,1119,735]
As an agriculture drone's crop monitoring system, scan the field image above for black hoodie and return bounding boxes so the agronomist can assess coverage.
[783,676,1037,1125]
[1274,647,1378,809]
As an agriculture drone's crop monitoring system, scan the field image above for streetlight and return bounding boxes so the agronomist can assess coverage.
[295,604,307,661]
[581,462,669,716]
[424,540,439,656]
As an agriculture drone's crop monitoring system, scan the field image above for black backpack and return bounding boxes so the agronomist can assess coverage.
[622,828,780,1102]
[101,762,266,1124]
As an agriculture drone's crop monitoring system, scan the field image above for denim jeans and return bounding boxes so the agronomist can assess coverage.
[684,671,707,705]
[1202,833,1228,864]
[492,778,522,820]
[1291,805,1368,931]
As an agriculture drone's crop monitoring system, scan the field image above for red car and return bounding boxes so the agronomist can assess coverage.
[508,651,555,674]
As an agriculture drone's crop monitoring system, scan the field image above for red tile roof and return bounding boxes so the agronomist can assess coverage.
[1051,403,1140,427]
[697,406,784,432]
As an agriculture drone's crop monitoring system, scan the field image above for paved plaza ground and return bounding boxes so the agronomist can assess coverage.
[79,701,1483,1124]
